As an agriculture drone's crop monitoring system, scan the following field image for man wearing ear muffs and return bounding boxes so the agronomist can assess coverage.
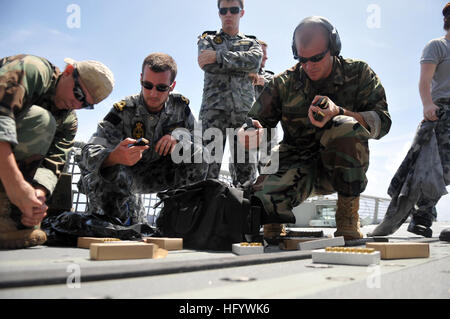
[240,16,391,240]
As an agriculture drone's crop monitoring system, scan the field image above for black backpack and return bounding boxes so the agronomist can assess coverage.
[155,179,261,251]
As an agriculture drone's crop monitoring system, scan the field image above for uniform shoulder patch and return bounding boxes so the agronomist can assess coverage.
[113,100,127,112]
[201,31,217,39]
[181,95,190,105]
[173,93,190,106]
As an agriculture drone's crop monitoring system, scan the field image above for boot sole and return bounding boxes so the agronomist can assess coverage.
[407,224,432,238]
[0,229,47,249]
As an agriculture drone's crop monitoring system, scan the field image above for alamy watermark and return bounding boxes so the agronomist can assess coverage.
[170,121,279,174]
[366,264,381,289]
[66,263,81,289]
[66,4,81,29]
[367,4,381,29]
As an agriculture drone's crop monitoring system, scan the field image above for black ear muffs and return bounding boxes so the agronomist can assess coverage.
[292,16,342,60]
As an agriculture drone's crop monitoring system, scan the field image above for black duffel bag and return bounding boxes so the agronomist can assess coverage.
[155,179,261,251]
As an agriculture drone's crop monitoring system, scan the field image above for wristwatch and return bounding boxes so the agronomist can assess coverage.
[242,118,256,131]
[338,107,345,116]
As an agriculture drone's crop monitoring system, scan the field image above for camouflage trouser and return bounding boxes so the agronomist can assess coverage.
[14,105,56,172]
[82,156,208,225]
[258,127,279,174]
[410,99,450,225]
[4,105,56,227]
[199,108,257,186]
[253,116,371,224]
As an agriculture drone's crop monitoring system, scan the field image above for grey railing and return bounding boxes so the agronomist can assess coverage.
[67,143,233,225]
[67,143,389,226]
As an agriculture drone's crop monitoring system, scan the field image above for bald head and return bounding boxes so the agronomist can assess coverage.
[293,23,334,82]
[294,23,330,51]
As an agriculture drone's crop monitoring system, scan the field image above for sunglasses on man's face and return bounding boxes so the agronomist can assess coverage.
[298,48,330,64]
[73,69,94,109]
[141,80,172,92]
[219,6,241,15]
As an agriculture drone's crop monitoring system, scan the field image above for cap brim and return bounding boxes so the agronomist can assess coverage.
[64,58,77,65]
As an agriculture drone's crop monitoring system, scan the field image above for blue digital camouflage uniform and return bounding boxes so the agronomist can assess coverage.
[369,111,449,237]
[249,57,391,224]
[76,93,208,225]
[198,29,263,186]
[408,98,450,225]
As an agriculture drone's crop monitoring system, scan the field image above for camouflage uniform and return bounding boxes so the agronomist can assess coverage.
[409,98,450,225]
[198,29,263,186]
[0,54,77,200]
[369,114,448,237]
[253,68,278,174]
[77,93,208,225]
[249,57,391,224]
[254,69,275,99]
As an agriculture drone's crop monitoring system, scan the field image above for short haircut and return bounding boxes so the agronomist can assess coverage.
[444,2,450,30]
[142,53,177,83]
[443,2,450,17]
[294,23,330,49]
[217,0,244,9]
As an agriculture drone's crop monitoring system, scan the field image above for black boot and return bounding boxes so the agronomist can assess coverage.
[241,196,264,243]
[242,205,262,238]
[439,228,450,242]
[407,216,433,238]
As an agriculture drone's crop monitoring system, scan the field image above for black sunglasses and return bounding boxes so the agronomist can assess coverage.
[141,80,172,92]
[72,68,94,109]
[219,6,241,15]
[298,48,330,64]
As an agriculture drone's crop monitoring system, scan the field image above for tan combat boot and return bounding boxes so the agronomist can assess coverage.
[0,190,47,249]
[263,223,287,239]
[334,195,363,240]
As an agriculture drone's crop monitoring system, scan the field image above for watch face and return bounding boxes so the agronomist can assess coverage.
[244,118,254,130]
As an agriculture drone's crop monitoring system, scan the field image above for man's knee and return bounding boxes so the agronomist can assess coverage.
[321,117,370,169]
[252,168,312,224]
[14,105,57,160]
[320,116,370,148]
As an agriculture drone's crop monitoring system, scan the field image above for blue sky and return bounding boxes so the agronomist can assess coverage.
[1,0,449,222]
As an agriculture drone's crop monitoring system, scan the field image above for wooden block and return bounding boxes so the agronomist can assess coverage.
[142,237,183,250]
[312,247,380,266]
[77,237,121,249]
[232,243,264,256]
[366,242,430,259]
[90,242,168,261]
[279,237,321,250]
[298,236,345,251]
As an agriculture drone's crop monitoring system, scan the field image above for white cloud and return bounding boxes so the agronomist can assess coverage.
[0,26,76,52]
[362,38,391,49]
